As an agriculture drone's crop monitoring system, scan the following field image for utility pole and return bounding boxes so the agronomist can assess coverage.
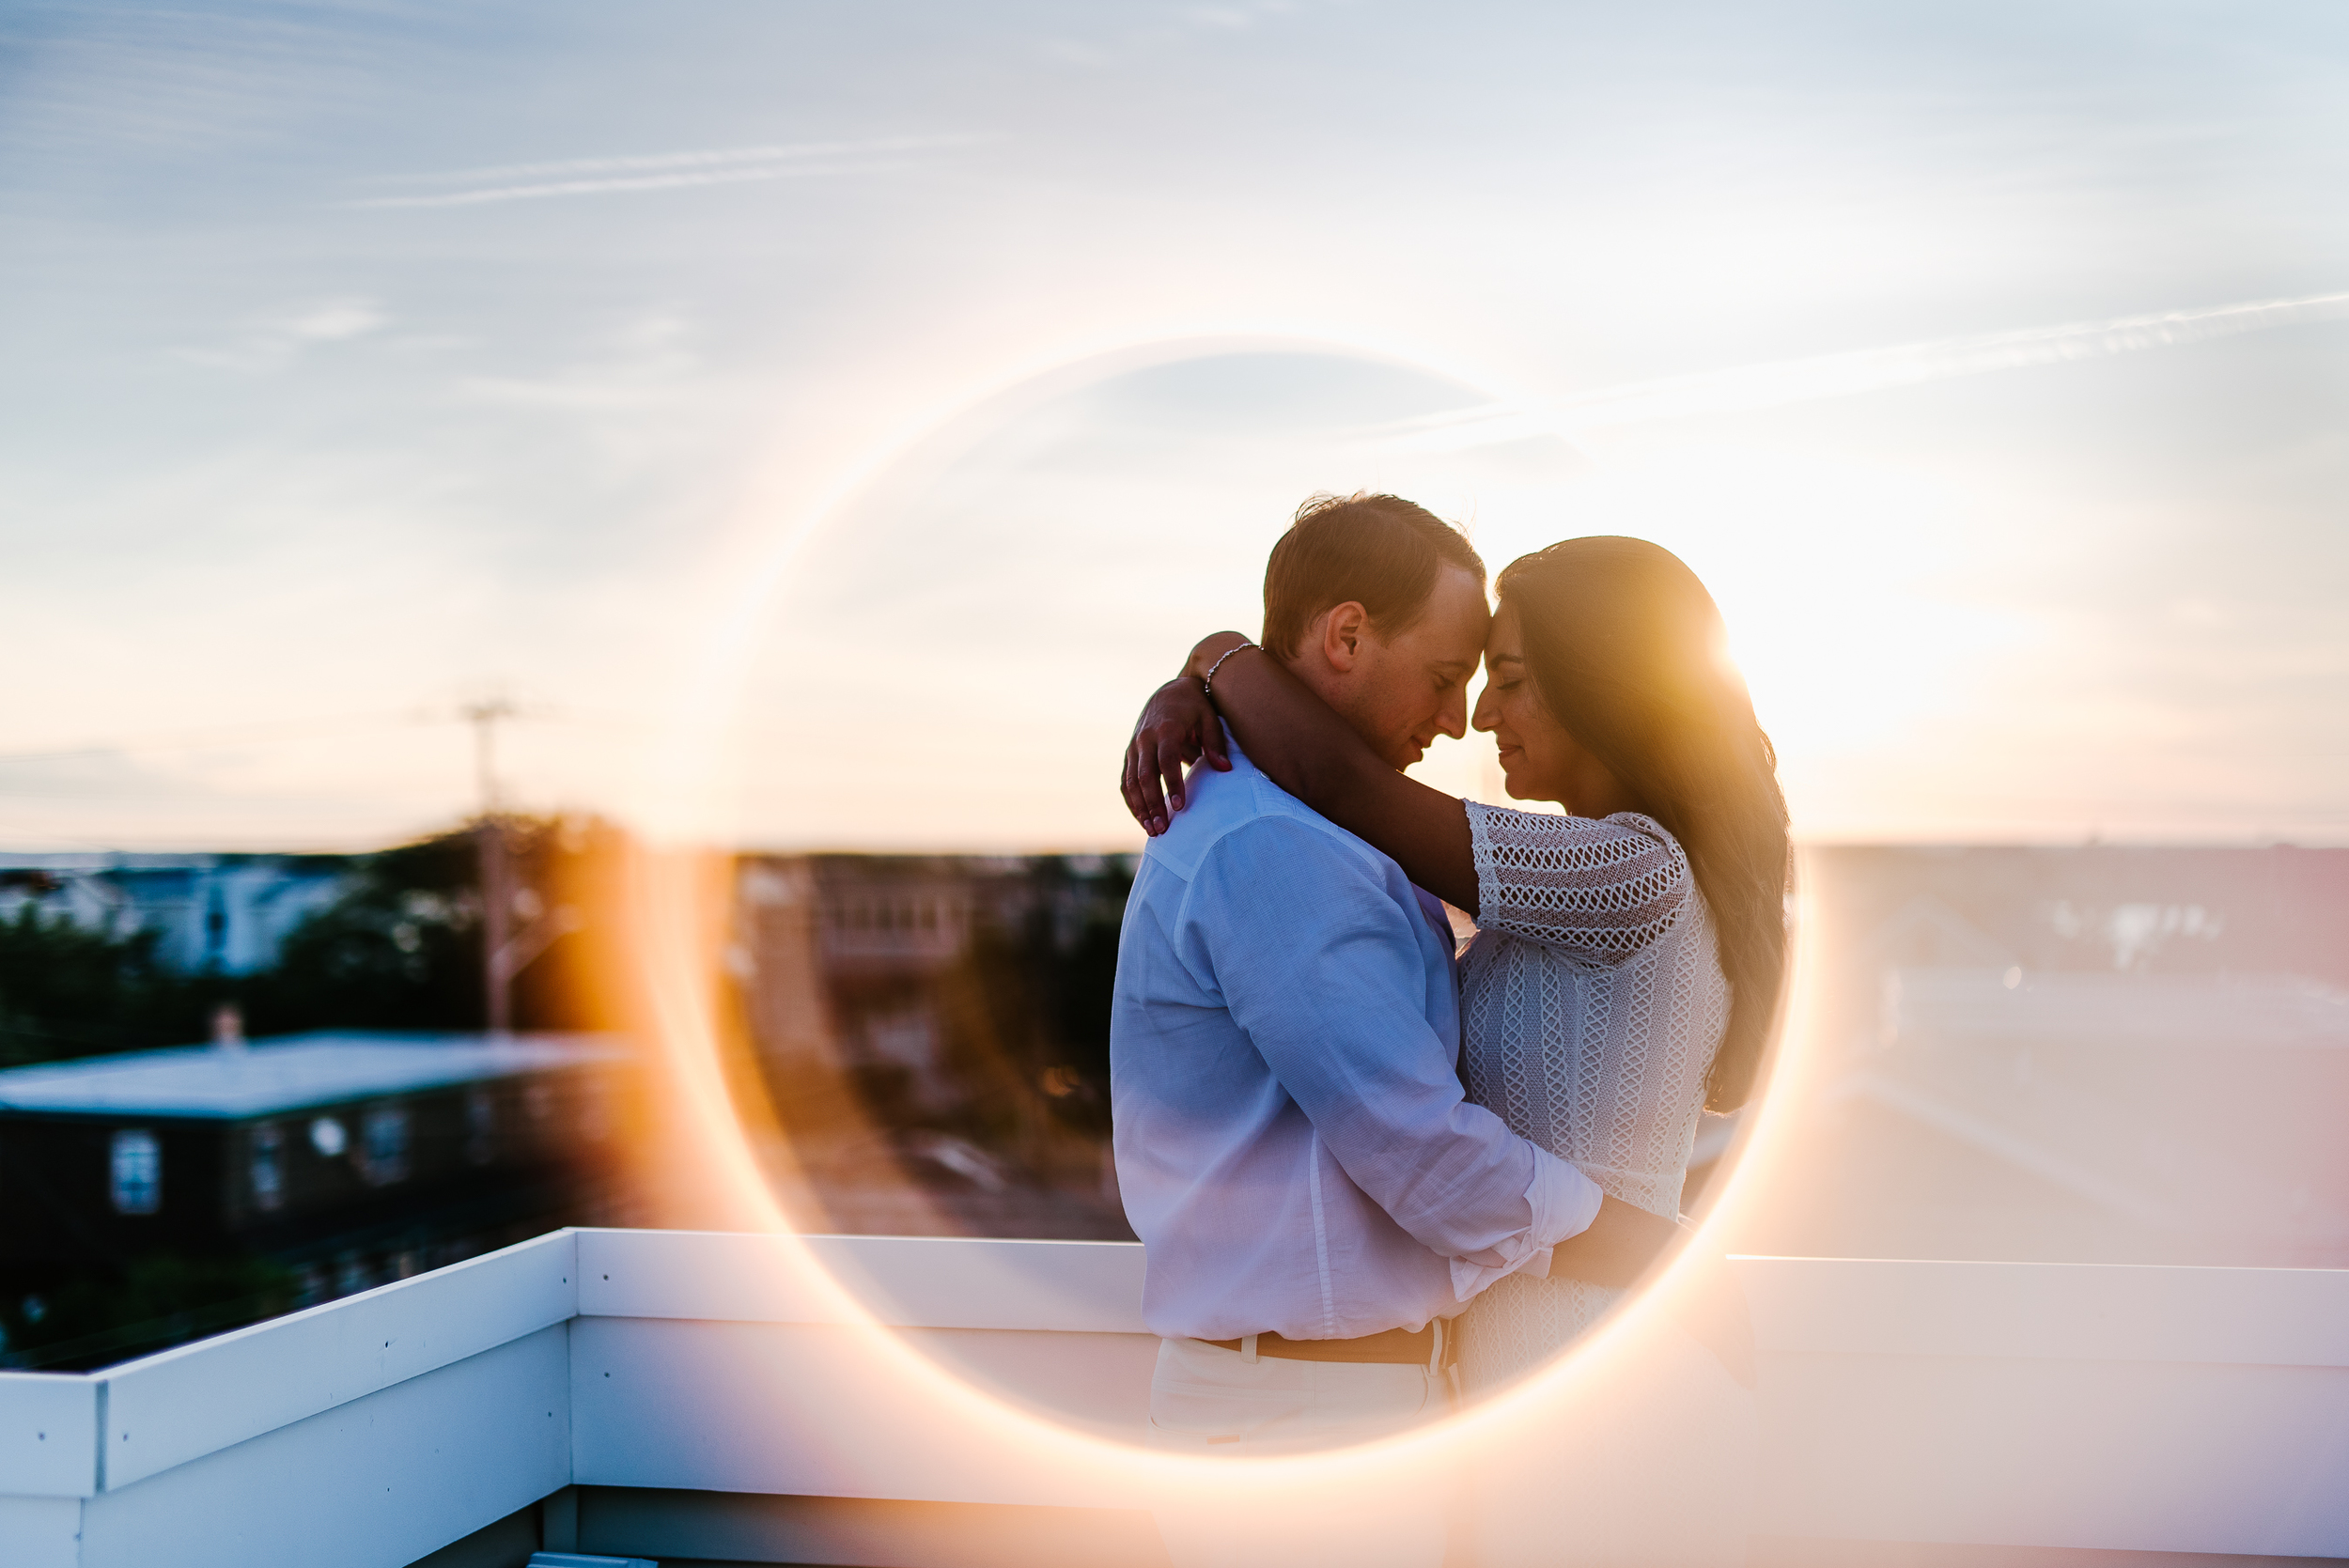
[461,697,516,819]
[461,696,580,1036]
[463,699,518,1034]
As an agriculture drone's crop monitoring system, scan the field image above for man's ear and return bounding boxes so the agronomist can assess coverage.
[1318,600,1370,673]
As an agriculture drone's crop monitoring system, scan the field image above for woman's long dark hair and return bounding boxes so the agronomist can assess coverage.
[1497,537,1790,1111]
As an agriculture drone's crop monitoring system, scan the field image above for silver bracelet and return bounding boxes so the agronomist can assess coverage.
[1201,641,1259,698]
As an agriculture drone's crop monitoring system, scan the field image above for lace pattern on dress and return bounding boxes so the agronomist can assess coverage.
[1470,807,1691,963]
[1454,802,1732,1394]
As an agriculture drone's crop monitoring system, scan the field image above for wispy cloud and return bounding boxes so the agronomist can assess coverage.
[455,307,707,411]
[346,134,979,210]
[276,299,385,341]
[176,296,387,371]
[1384,288,2349,451]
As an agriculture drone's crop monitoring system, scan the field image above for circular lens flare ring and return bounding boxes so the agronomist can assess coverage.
[640,327,1822,1485]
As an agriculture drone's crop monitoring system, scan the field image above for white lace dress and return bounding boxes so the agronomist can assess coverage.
[1454,802,1731,1393]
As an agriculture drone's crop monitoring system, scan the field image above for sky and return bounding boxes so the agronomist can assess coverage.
[2,2,2344,851]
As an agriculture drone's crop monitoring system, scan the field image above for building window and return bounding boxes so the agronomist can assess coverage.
[309,1115,348,1158]
[867,1008,940,1070]
[465,1087,496,1167]
[250,1123,285,1212]
[111,1129,162,1215]
[361,1106,410,1186]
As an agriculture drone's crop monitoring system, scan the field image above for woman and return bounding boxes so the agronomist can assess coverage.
[1120,535,1789,1391]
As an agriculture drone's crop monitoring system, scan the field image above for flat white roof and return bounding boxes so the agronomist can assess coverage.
[0,1032,628,1119]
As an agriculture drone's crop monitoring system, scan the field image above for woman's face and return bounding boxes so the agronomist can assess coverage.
[1474,598,1632,815]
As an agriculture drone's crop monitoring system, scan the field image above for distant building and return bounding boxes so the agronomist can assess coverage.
[736,852,1130,1098]
[0,1031,637,1332]
[725,844,2349,1267]
[0,852,351,973]
[1751,845,2349,1268]
[731,853,1134,1238]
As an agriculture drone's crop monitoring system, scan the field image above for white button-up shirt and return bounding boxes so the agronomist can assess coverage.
[1112,735,1604,1343]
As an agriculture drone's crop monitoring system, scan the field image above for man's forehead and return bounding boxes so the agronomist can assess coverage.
[1437,577,1490,637]
[1431,626,1487,665]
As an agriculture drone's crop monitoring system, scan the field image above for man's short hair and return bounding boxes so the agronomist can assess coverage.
[1261,492,1486,660]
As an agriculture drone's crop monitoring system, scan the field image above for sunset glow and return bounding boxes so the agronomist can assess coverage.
[6,13,2348,1558]
[4,8,2341,851]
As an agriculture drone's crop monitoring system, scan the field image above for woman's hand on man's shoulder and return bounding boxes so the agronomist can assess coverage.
[1123,675,1229,835]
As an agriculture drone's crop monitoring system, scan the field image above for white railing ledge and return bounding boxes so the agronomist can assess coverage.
[576,1230,1150,1333]
[0,1370,101,1498]
[97,1229,579,1491]
[5,1232,2346,1530]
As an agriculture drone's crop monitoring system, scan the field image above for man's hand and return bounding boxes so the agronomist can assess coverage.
[1122,676,1229,835]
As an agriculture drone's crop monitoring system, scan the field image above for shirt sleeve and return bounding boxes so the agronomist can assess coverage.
[1449,1149,1608,1300]
[1465,802,1693,964]
[1176,815,1603,1289]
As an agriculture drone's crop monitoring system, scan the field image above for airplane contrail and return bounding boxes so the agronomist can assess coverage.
[1386,288,2349,451]
[346,135,976,210]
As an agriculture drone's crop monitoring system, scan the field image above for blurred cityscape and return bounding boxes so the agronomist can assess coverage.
[0,819,654,1370]
[2,826,2342,1371]
[1751,845,2349,1268]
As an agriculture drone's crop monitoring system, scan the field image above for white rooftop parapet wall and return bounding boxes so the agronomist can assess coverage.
[0,1232,2344,1567]
[1737,1257,2349,1560]
[0,1232,585,1568]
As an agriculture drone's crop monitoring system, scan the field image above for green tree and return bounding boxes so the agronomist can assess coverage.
[0,1254,299,1371]
[938,856,1132,1148]
[0,904,208,1066]
[241,831,486,1034]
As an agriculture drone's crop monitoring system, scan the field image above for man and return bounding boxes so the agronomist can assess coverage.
[1111,493,1608,1567]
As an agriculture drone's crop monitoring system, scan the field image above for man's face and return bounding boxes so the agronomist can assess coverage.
[1312,566,1490,768]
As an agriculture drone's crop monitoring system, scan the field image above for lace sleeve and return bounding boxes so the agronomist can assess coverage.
[1464,801,1692,963]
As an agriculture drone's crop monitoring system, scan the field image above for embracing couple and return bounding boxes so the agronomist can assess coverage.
[1108,492,1790,1567]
